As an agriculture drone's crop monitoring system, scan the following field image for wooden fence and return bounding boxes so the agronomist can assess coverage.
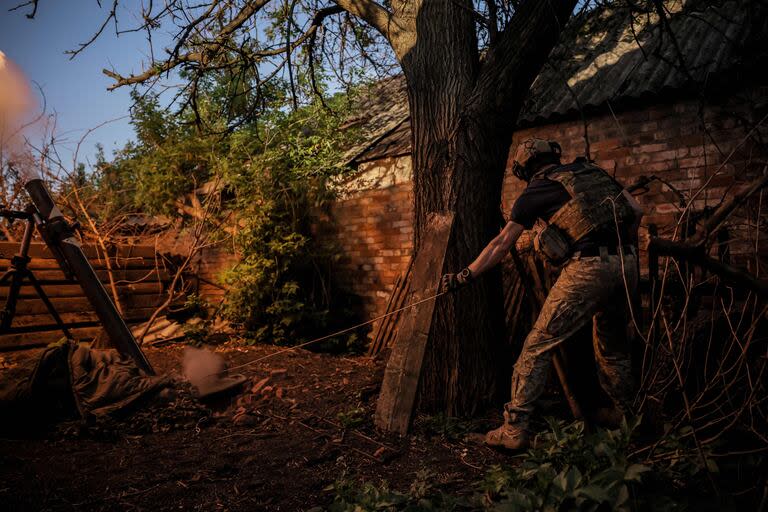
[0,242,170,350]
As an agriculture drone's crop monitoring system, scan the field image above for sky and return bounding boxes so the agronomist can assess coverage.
[0,0,173,166]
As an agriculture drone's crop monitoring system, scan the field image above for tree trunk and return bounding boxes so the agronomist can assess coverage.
[397,0,577,415]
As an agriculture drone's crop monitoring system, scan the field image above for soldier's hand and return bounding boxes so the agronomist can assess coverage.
[440,267,473,293]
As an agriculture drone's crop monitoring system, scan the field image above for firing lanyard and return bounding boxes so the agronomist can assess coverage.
[217,290,447,375]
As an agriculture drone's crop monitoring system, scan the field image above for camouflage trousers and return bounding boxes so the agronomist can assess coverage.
[505,250,638,427]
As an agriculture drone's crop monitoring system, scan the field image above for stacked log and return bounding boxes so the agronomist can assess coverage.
[0,242,170,350]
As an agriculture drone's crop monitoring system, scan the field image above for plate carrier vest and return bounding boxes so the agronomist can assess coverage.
[533,162,634,263]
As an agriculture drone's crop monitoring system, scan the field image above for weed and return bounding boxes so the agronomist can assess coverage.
[336,407,367,429]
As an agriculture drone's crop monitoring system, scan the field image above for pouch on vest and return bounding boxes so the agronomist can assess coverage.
[534,224,571,266]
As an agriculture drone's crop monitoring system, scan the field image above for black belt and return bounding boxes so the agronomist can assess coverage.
[573,245,636,258]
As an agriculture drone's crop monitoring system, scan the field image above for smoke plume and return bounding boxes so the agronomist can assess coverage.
[182,347,227,396]
[0,50,36,152]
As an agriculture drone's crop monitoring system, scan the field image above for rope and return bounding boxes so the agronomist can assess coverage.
[215,290,447,375]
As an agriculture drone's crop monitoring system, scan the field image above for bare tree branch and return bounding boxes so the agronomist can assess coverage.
[67,0,120,60]
[101,2,345,92]
[332,0,406,54]
[8,0,39,19]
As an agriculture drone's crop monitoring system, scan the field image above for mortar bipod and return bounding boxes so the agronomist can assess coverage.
[0,205,73,339]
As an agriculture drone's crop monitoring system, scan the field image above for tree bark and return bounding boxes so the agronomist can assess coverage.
[396,0,576,415]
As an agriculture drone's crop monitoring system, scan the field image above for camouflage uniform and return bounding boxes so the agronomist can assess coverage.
[506,248,638,428]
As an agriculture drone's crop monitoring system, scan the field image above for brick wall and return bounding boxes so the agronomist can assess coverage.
[319,156,414,328]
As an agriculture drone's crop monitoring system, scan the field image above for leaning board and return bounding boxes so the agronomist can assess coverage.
[375,211,454,434]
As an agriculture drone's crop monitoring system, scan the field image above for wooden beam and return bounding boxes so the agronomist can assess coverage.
[4,307,157,330]
[11,294,165,316]
[1,258,161,271]
[375,212,454,434]
[0,268,171,283]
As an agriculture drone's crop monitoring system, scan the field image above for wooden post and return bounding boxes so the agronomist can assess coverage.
[375,212,454,434]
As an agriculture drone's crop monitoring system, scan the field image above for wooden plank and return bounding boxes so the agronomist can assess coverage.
[0,282,163,299]
[0,258,161,271]
[368,274,402,356]
[0,242,158,260]
[375,212,454,434]
[0,268,170,283]
[0,326,104,350]
[0,316,151,350]
[4,307,157,329]
[12,294,165,315]
[383,260,414,350]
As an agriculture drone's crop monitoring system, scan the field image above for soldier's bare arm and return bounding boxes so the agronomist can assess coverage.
[440,221,524,292]
[468,221,524,277]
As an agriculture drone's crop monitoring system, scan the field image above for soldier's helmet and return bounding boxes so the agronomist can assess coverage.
[511,138,562,181]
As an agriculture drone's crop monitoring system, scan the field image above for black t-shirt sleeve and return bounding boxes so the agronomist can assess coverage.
[509,179,572,229]
[509,186,539,229]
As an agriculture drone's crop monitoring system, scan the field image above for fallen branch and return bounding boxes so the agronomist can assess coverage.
[649,237,768,298]
[688,170,768,247]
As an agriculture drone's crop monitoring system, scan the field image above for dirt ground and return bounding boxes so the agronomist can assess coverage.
[0,343,509,511]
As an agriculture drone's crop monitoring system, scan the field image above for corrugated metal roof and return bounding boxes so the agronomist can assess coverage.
[519,0,765,123]
[350,0,766,163]
[342,76,409,163]
[350,118,411,162]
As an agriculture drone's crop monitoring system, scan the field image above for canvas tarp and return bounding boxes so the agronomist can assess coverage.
[0,341,169,430]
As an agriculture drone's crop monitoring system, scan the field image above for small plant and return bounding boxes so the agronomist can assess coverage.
[327,470,461,511]
[417,413,481,441]
[181,321,209,346]
[336,407,367,429]
[327,479,409,511]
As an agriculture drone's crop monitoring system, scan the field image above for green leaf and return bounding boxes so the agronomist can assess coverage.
[566,466,583,491]
[624,464,651,482]
[553,469,569,492]
[576,485,611,503]
[614,484,629,507]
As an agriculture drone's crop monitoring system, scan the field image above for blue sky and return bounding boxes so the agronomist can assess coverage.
[0,1,173,165]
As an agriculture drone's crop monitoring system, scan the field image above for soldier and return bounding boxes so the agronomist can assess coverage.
[441,138,644,451]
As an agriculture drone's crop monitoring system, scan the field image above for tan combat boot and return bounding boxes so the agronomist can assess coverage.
[484,411,530,451]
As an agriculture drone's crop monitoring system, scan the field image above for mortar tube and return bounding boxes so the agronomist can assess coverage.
[24,178,155,375]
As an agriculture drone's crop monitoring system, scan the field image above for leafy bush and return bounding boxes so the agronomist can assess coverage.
[106,92,217,215]
[326,418,712,511]
[102,79,367,349]
[217,98,364,347]
[479,418,651,511]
